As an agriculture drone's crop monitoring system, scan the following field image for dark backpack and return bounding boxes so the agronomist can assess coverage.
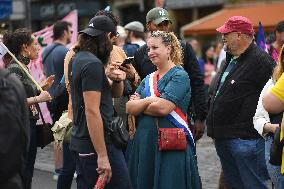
[0,69,29,188]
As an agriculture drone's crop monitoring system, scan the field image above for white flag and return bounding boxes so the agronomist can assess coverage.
[0,42,8,59]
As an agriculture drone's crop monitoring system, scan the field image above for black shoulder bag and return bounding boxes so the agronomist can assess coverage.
[36,104,54,149]
[108,108,129,149]
[269,127,284,165]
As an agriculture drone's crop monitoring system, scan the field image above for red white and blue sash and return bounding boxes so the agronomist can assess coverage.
[145,72,195,146]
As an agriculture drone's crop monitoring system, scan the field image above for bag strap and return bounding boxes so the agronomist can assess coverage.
[42,43,61,64]
[60,75,65,84]
[155,118,160,131]
[113,106,118,117]
[70,54,76,105]
[69,52,84,114]
[35,103,46,124]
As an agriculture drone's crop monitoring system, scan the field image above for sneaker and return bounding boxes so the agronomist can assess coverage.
[53,173,59,181]
[73,172,77,179]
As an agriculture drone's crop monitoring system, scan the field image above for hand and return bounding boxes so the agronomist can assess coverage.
[41,75,55,91]
[96,155,112,183]
[129,93,140,101]
[192,119,205,141]
[119,64,135,80]
[106,62,126,82]
[37,91,52,103]
[271,124,279,133]
[266,123,279,133]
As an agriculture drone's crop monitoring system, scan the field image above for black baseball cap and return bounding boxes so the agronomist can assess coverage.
[79,15,116,37]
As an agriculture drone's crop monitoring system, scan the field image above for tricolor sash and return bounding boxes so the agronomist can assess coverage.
[145,72,195,146]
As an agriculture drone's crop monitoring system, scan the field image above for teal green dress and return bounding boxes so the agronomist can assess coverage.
[128,66,201,189]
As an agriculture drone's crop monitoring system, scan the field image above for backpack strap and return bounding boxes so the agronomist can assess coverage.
[42,43,62,76]
[42,43,61,64]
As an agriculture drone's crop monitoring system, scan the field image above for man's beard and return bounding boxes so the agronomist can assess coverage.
[223,43,233,54]
[67,37,71,44]
[98,50,111,66]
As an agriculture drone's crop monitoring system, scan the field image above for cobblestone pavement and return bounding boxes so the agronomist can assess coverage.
[35,134,221,188]
[196,135,221,189]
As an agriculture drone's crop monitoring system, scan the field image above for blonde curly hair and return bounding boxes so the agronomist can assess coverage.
[150,31,183,66]
[272,44,284,82]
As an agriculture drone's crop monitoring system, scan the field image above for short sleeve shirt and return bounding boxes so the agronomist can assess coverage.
[69,51,113,152]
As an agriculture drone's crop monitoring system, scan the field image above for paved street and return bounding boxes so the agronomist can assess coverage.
[196,134,221,189]
[34,134,221,189]
[32,169,76,189]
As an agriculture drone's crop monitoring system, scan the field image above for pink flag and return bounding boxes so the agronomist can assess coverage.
[28,10,78,124]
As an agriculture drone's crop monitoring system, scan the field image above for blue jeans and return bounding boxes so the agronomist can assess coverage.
[72,140,132,189]
[57,141,76,189]
[215,138,269,189]
[265,136,284,189]
[23,119,38,189]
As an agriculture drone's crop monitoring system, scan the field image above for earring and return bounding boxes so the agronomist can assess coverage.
[23,51,30,58]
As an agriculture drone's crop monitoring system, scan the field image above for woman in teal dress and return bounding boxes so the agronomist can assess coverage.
[126,31,201,189]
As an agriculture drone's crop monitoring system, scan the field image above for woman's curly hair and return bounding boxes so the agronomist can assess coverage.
[2,28,33,66]
[150,31,183,66]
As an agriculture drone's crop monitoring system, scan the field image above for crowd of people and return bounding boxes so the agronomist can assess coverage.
[1,5,284,189]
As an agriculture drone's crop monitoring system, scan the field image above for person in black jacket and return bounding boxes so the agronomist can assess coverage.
[207,16,274,189]
[0,69,29,189]
[132,7,207,141]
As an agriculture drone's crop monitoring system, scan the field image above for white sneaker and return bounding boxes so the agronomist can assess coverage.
[53,173,59,181]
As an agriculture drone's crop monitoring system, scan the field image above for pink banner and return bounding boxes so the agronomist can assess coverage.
[29,10,78,124]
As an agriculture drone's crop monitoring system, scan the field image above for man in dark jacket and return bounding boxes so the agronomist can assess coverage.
[207,16,274,188]
[132,7,207,141]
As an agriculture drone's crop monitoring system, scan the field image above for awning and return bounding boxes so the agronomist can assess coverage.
[181,2,284,37]
[166,0,223,9]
